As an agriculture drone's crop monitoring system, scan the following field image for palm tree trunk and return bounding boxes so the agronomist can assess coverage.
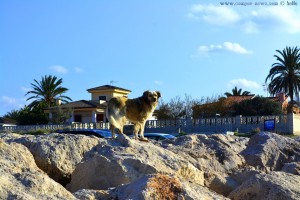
[288,85,294,113]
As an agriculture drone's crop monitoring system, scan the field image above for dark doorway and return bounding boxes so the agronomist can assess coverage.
[97,114,104,122]
[74,115,82,122]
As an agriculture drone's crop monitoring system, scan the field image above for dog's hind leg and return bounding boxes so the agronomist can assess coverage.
[139,122,146,140]
[133,123,141,140]
[109,124,116,138]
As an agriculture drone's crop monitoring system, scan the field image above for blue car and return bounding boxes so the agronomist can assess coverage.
[58,129,116,138]
[129,133,175,141]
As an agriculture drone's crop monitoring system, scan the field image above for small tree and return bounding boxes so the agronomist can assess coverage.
[156,94,200,120]
[156,100,172,120]
[50,105,73,124]
[4,106,48,125]
[169,96,186,119]
[233,96,283,116]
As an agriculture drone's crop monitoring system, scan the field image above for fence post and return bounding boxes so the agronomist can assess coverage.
[235,115,242,133]
[186,117,193,133]
[288,113,294,134]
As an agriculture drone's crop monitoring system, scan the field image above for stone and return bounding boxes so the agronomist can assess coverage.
[114,173,229,200]
[1,133,102,185]
[0,139,76,200]
[73,189,111,200]
[281,162,300,175]
[67,134,204,192]
[229,171,300,200]
[1,131,300,200]
[161,134,248,173]
[160,134,248,193]
[241,132,300,171]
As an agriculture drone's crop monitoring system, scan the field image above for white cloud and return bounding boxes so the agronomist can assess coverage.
[50,65,68,74]
[227,78,262,90]
[20,86,31,92]
[0,96,26,111]
[250,7,300,34]
[188,4,240,26]
[154,80,164,85]
[243,21,259,34]
[74,67,84,73]
[195,42,252,55]
[223,42,252,54]
[188,4,300,34]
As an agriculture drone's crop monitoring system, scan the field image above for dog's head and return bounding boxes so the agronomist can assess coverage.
[142,90,161,104]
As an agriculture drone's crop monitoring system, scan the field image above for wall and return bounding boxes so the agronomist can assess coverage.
[1,114,299,135]
[292,114,300,135]
[73,111,93,123]
[144,115,292,134]
[91,92,113,101]
[91,91,129,101]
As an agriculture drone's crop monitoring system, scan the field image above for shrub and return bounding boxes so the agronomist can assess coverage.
[147,174,182,200]
[251,127,261,134]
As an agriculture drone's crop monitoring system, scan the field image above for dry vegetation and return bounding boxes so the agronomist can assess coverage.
[147,174,183,200]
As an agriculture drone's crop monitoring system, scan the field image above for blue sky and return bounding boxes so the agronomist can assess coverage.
[1,0,300,116]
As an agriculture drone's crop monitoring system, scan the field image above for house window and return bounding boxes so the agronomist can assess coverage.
[98,96,107,101]
[74,115,82,122]
[96,114,104,122]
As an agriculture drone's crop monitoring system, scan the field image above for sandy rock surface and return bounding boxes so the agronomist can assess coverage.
[0,131,299,200]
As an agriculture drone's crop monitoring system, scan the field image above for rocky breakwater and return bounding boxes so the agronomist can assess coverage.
[0,132,299,200]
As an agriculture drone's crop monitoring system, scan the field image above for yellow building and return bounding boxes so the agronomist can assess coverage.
[45,85,131,123]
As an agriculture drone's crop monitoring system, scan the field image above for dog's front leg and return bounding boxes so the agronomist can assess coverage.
[139,122,146,139]
[109,124,116,139]
[133,124,140,140]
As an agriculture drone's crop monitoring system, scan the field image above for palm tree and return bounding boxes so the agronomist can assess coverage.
[26,75,72,110]
[265,46,300,107]
[224,86,251,97]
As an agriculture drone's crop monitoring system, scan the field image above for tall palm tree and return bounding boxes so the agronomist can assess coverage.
[224,86,251,97]
[26,75,72,110]
[265,46,300,106]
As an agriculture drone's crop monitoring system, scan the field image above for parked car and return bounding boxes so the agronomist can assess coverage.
[129,133,176,141]
[58,129,116,138]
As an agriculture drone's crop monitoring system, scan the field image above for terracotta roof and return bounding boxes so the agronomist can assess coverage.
[45,100,106,110]
[225,95,255,104]
[267,97,280,102]
[87,85,131,92]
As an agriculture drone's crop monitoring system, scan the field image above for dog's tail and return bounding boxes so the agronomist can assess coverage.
[105,102,124,131]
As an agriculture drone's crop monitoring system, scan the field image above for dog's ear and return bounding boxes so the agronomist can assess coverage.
[143,90,150,99]
[156,91,161,98]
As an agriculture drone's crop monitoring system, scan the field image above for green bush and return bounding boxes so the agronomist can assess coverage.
[19,129,52,135]
[251,127,261,134]
[234,132,255,138]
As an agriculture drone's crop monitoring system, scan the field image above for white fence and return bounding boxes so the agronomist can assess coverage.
[0,122,109,132]
[145,115,291,134]
[1,114,299,135]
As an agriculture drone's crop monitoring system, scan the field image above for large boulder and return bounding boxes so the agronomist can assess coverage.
[67,134,204,192]
[208,167,261,197]
[74,173,229,200]
[0,139,76,200]
[241,132,300,171]
[229,171,300,200]
[281,162,300,175]
[73,189,111,200]
[160,134,248,195]
[114,173,229,200]
[1,133,102,185]
[161,134,248,173]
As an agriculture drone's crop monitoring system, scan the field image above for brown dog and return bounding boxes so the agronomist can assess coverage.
[105,90,161,140]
